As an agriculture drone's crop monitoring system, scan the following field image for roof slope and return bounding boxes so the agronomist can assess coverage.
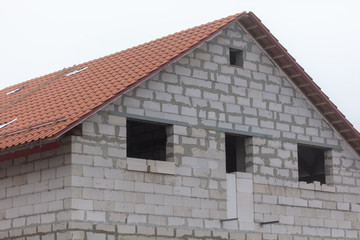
[0,12,359,157]
[0,13,244,151]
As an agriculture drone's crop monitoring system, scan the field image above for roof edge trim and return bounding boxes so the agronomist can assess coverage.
[0,140,60,162]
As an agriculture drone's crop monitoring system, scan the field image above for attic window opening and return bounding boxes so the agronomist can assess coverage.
[127,119,172,161]
[229,48,243,68]
[298,144,326,184]
[226,134,247,173]
[0,118,17,129]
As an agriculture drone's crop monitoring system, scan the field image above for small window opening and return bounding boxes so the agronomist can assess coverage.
[127,119,167,161]
[226,134,246,173]
[298,145,326,184]
[229,48,243,67]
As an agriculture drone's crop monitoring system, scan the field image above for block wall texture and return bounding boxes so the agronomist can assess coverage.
[1,22,360,239]
[0,137,73,239]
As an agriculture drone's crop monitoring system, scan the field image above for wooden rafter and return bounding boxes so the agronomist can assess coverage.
[255,35,267,40]
[281,64,293,69]
[330,120,343,124]
[290,73,302,78]
[264,45,277,50]
[339,129,351,133]
[298,83,310,88]
[315,102,327,106]
[307,92,318,97]
[273,55,284,60]
[246,25,257,30]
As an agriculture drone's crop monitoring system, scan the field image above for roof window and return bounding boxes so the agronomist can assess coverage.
[0,118,17,129]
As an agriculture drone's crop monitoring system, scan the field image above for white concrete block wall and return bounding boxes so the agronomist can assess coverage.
[0,137,72,239]
[0,21,359,240]
[236,173,254,228]
[226,174,237,219]
[109,22,360,239]
[225,172,254,231]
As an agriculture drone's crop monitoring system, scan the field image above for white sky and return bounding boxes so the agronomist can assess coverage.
[1,0,359,130]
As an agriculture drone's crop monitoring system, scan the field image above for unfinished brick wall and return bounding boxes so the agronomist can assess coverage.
[1,22,359,240]
[66,22,360,239]
[0,137,72,239]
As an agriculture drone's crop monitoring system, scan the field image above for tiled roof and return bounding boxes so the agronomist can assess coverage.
[0,12,359,158]
[0,13,244,152]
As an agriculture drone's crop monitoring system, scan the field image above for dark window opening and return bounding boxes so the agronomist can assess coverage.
[127,119,167,161]
[226,134,246,173]
[229,48,243,67]
[298,145,326,184]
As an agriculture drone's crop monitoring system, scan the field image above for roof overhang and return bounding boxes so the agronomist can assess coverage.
[238,12,360,156]
[0,140,60,162]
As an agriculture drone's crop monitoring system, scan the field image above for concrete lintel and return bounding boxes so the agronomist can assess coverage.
[204,125,273,139]
[284,138,342,151]
[110,111,189,127]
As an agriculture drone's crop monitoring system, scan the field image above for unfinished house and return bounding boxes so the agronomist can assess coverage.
[0,12,360,240]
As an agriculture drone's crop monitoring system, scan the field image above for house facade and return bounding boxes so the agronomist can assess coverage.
[0,12,360,240]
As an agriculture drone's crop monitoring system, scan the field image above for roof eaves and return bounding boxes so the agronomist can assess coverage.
[0,140,60,162]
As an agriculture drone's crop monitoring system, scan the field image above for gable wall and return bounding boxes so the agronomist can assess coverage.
[67,22,360,239]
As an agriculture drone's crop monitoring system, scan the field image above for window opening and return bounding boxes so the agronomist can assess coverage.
[127,119,168,161]
[229,48,243,67]
[298,144,326,184]
[226,134,246,173]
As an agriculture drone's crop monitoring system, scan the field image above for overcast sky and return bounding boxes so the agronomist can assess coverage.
[1,0,359,130]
